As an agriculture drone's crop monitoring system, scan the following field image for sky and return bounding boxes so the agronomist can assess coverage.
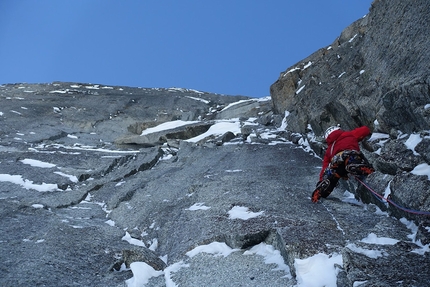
[0,1,373,97]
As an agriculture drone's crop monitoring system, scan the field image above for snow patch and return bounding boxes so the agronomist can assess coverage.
[140,120,199,136]
[20,158,56,168]
[404,133,422,155]
[186,242,239,258]
[0,174,59,192]
[346,243,384,259]
[122,232,146,247]
[244,242,292,279]
[185,202,211,211]
[411,163,430,180]
[186,120,241,143]
[360,233,399,245]
[294,253,342,287]
[228,206,264,220]
[125,262,163,287]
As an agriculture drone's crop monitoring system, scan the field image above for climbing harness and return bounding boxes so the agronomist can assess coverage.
[353,176,430,216]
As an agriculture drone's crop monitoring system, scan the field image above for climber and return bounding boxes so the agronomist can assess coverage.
[311,125,375,202]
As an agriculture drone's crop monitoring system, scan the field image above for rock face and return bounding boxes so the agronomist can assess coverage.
[1,1,430,285]
[1,81,429,287]
[270,0,430,233]
[271,0,430,135]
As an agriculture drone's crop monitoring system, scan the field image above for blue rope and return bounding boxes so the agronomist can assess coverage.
[354,176,430,216]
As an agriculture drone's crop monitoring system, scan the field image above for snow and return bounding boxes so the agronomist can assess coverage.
[54,171,79,183]
[383,181,392,201]
[49,89,68,94]
[125,262,163,287]
[303,61,312,69]
[0,174,59,192]
[163,261,190,287]
[243,243,291,279]
[4,95,430,286]
[105,219,115,226]
[185,95,210,104]
[126,241,293,286]
[411,163,430,180]
[283,67,300,76]
[140,120,199,136]
[33,143,139,154]
[122,232,147,247]
[294,253,342,287]
[219,99,253,112]
[404,133,422,155]
[400,218,430,254]
[20,158,56,168]
[368,132,389,142]
[85,85,100,90]
[186,120,241,143]
[346,243,384,259]
[360,232,399,245]
[348,33,358,42]
[185,202,211,211]
[225,169,242,173]
[279,110,290,131]
[296,85,306,94]
[228,205,264,220]
[186,242,240,258]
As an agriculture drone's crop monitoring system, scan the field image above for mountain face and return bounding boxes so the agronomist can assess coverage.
[271,0,430,135]
[271,0,430,236]
[1,1,430,286]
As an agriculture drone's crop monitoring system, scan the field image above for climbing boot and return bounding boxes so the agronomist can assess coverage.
[346,164,375,176]
[311,179,330,202]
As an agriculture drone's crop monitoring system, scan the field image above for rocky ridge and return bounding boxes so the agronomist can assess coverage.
[270,0,430,232]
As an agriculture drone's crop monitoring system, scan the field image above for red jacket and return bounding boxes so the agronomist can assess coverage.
[319,126,371,180]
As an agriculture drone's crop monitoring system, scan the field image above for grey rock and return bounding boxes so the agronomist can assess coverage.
[270,0,430,226]
[270,0,430,135]
[2,0,430,285]
[1,82,429,287]
[122,248,167,271]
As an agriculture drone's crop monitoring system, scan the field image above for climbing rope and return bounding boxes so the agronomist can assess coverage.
[353,176,430,216]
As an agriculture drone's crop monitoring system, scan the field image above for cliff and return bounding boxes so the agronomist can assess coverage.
[1,0,430,286]
[270,0,430,232]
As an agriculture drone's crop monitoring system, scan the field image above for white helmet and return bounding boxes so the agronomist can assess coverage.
[324,125,341,140]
